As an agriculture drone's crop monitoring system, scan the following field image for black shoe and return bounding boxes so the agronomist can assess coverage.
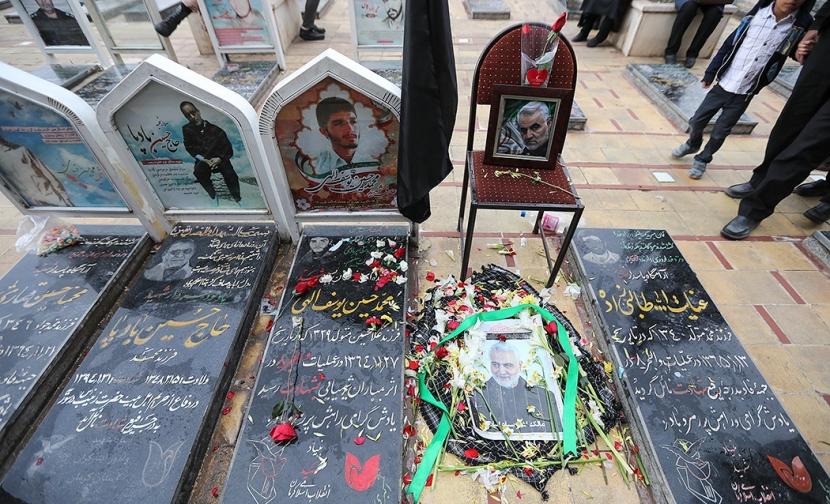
[721,216,760,240]
[154,2,192,37]
[299,27,324,41]
[311,24,325,33]
[571,31,589,42]
[725,182,755,199]
[795,179,829,197]
[804,202,830,223]
[586,36,604,48]
[684,57,696,68]
[665,53,677,64]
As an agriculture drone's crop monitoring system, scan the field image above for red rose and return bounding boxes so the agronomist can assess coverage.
[552,12,567,32]
[464,448,479,459]
[544,321,557,334]
[270,422,298,443]
[408,360,419,370]
[522,23,530,35]
[294,282,309,296]
[434,346,449,359]
[457,401,466,412]
[447,320,460,331]
[307,277,319,288]
[394,247,405,259]
[426,272,435,281]
[353,272,361,281]
[498,334,507,342]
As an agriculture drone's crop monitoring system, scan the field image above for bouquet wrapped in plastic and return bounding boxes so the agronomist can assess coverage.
[521,13,567,87]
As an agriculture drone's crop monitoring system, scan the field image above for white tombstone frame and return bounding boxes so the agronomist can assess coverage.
[83,0,177,65]
[195,0,286,70]
[8,0,110,66]
[96,54,295,241]
[258,49,411,237]
[0,62,166,241]
[347,0,404,62]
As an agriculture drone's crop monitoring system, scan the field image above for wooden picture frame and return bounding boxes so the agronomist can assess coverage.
[483,84,572,169]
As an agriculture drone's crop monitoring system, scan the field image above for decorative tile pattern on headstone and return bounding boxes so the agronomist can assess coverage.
[0,223,279,503]
[211,61,280,106]
[626,63,757,135]
[572,228,830,504]
[0,225,149,464]
[221,225,408,504]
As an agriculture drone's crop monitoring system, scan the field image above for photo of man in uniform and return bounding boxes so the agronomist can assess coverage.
[473,340,559,438]
[180,101,243,207]
[310,97,375,176]
[144,239,196,281]
[382,0,404,29]
[579,232,620,265]
[28,0,88,46]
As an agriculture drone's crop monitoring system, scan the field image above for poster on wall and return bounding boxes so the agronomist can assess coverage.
[203,0,272,47]
[0,90,126,208]
[273,77,399,213]
[352,0,404,47]
[112,82,267,210]
[18,0,89,47]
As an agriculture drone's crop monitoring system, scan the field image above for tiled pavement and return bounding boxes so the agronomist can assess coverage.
[1,0,829,502]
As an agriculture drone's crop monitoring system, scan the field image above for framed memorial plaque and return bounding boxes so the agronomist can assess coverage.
[196,0,285,69]
[349,0,405,48]
[483,84,572,169]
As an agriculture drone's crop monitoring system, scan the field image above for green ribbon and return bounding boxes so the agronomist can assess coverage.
[406,304,579,503]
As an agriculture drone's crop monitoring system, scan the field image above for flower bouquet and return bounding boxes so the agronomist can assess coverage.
[521,13,567,87]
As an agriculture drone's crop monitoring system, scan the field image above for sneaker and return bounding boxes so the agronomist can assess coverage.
[671,142,698,158]
[299,27,324,41]
[210,196,219,207]
[688,159,706,179]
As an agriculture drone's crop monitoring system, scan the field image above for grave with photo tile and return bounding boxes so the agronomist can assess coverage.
[220,225,408,504]
[626,63,757,135]
[0,225,150,469]
[0,223,279,503]
[571,228,830,504]
[210,61,281,106]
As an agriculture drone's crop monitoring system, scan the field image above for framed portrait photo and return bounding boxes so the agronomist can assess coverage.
[483,84,572,169]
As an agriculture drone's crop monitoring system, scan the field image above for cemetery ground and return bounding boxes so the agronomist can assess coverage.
[1,0,830,501]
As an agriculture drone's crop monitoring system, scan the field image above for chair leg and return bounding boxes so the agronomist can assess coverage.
[460,205,477,281]
[532,210,543,235]
[546,207,583,287]
[458,163,470,232]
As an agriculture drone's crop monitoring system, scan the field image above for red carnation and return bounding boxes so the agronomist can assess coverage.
[394,247,405,259]
[307,276,319,288]
[447,320,460,331]
[464,448,479,459]
[435,346,449,359]
[270,422,298,443]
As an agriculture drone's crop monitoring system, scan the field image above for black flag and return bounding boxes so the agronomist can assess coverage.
[397,0,458,223]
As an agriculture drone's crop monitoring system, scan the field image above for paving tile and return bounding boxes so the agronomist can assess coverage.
[745,345,814,393]
[728,270,799,305]
[777,271,830,305]
[752,242,817,271]
[695,271,748,305]
[787,345,830,392]
[777,394,830,456]
[718,304,780,346]
[714,241,777,270]
[766,305,830,345]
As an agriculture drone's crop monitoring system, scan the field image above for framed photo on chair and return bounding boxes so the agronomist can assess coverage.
[483,84,573,169]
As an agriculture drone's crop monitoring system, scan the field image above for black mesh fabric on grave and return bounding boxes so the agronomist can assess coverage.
[409,265,621,497]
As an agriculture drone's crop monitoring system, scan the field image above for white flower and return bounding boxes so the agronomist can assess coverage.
[394,276,407,285]
[399,261,408,272]
[384,254,396,263]
[295,198,311,210]
[479,419,492,431]
[563,283,581,299]
[365,258,374,266]
[342,268,352,280]
[501,424,514,436]
[515,419,525,428]
[472,468,502,492]
[376,240,385,248]
[450,368,466,389]
[358,274,369,283]
[588,400,605,428]
[388,239,397,248]
[527,405,536,414]
[370,251,383,259]
[319,273,333,284]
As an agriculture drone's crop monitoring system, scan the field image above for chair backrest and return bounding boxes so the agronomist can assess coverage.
[466,22,577,151]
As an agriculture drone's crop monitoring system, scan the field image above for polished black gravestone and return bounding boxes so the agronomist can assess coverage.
[364,61,403,88]
[0,226,150,469]
[463,0,510,19]
[221,225,409,504]
[626,63,757,135]
[769,65,800,98]
[74,64,137,107]
[30,64,101,90]
[211,61,280,106]
[0,223,279,503]
[571,228,830,504]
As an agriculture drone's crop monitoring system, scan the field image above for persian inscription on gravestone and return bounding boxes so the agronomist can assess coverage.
[0,226,148,454]
[572,228,830,504]
[0,223,279,503]
[221,225,409,504]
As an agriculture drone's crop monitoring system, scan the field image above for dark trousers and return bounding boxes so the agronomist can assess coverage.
[194,161,241,201]
[686,84,752,163]
[578,14,614,42]
[665,1,723,58]
[302,0,319,28]
[739,33,830,221]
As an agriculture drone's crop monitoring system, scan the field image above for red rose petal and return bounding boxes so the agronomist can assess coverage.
[425,272,435,281]
[36,457,43,466]
[222,406,231,415]
[354,437,366,445]
[464,448,478,459]
[265,320,274,331]
[523,467,533,476]
[227,391,234,399]
[211,487,219,497]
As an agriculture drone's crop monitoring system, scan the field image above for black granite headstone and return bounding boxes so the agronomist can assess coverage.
[769,65,800,99]
[221,225,408,504]
[74,65,137,108]
[0,223,279,503]
[626,63,758,135]
[210,61,280,106]
[572,228,830,504]
[30,64,101,90]
[462,0,510,19]
[0,225,150,468]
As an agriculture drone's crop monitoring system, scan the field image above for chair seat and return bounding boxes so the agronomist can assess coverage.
[469,151,579,207]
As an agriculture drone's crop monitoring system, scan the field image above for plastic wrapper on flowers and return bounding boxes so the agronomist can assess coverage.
[406,265,622,500]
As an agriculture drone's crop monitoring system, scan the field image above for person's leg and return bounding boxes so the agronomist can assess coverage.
[193,163,217,200]
[300,0,324,39]
[218,163,242,201]
[154,1,193,37]
[665,1,698,57]
[586,17,613,47]
[695,91,750,163]
[573,13,598,42]
[685,5,722,58]
[685,86,730,152]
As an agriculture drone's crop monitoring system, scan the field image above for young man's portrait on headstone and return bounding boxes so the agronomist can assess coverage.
[21,0,88,46]
[495,98,559,160]
[204,0,272,47]
[352,0,405,46]
[577,230,620,265]
[0,90,126,208]
[469,319,564,441]
[273,78,399,213]
[113,82,266,210]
